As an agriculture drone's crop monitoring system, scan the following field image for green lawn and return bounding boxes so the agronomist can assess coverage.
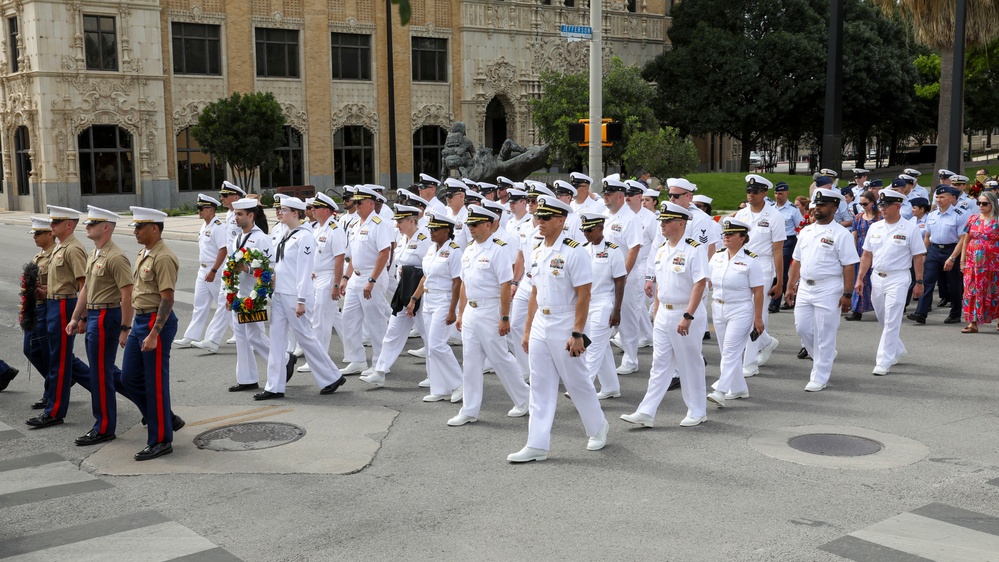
[676,172,815,212]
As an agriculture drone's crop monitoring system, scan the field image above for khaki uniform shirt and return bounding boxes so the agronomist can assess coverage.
[131,240,179,311]
[47,233,87,297]
[32,245,55,287]
[84,240,132,305]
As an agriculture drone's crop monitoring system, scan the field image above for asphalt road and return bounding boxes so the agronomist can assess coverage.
[1,223,998,561]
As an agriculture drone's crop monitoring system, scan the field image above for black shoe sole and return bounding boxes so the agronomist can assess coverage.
[228,384,260,392]
[25,417,64,429]
[320,377,347,395]
[75,434,116,446]
[134,445,173,461]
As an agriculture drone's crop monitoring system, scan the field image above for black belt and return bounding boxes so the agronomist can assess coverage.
[87,303,120,310]
[933,243,956,249]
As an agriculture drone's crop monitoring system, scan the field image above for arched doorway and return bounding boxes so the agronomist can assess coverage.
[484,97,507,155]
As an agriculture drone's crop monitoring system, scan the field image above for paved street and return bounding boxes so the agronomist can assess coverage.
[1,219,998,561]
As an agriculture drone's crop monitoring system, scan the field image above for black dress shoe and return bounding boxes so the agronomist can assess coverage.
[75,430,116,446]
[31,398,48,410]
[797,347,810,360]
[228,382,259,392]
[320,377,347,395]
[286,352,297,383]
[134,442,172,461]
[0,366,19,391]
[907,312,926,324]
[768,304,780,314]
[253,390,285,400]
[173,415,185,431]
[667,377,681,392]
[845,312,862,321]
[938,297,950,307]
[25,414,64,429]
[780,302,792,310]
[944,316,961,324]
[702,331,711,341]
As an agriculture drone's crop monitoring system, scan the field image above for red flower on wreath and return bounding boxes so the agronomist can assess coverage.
[254,268,263,277]
[226,293,235,304]
[223,270,231,278]
[244,297,254,310]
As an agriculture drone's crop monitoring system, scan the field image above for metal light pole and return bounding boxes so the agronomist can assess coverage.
[948,0,967,171]
[588,0,602,179]
[821,0,843,175]
[385,0,399,190]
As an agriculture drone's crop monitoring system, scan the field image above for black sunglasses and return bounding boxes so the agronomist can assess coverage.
[979,201,991,206]
[667,193,685,199]
[746,187,767,194]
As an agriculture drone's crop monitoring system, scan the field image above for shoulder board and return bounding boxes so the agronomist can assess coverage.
[743,249,758,258]
[607,242,618,249]
[492,237,507,246]
[660,240,669,248]
[562,238,579,248]
[213,218,222,225]
[449,241,460,249]
[372,216,382,224]
[534,242,542,250]
[954,208,964,215]
[685,238,701,247]
[716,248,726,253]
[417,233,427,241]
[328,221,339,230]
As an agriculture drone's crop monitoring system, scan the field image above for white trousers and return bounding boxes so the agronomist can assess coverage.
[182,265,221,341]
[341,274,391,363]
[743,262,775,368]
[457,300,530,418]
[638,307,707,419]
[794,277,842,386]
[234,313,270,385]
[264,293,341,393]
[203,279,234,345]
[526,310,606,451]
[617,270,646,370]
[311,273,342,357]
[872,269,910,368]
[585,293,619,392]
[373,304,427,373]
[637,264,655,343]
[423,291,462,395]
[712,300,753,394]
[508,291,531,377]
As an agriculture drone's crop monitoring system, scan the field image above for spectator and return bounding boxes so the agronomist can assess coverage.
[847,191,881,321]
[958,190,999,333]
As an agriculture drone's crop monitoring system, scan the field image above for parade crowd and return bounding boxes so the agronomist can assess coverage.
[1,166,996,463]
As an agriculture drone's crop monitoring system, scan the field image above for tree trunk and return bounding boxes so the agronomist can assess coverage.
[936,47,955,173]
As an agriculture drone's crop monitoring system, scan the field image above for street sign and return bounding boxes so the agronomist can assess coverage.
[560,24,592,42]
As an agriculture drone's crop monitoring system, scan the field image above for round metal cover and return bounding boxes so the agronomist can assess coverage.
[787,433,883,457]
[193,422,306,452]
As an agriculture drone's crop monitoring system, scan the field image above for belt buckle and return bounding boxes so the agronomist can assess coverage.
[937,244,946,249]
[877,272,887,278]
[805,279,816,286]
[201,263,207,267]
[664,304,674,310]
[542,307,551,315]
[469,300,478,308]
[715,299,725,305]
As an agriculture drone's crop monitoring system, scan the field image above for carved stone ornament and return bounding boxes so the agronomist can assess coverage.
[0,74,40,182]
[173,100,212,131]
[330,103,378,132]
[411,104,453,131]
[167,7,227,25]
[527,35,614,76]
[252,13,303,30]
[410,24,452,39]
[282,102,309,134]
[330,17,376,34]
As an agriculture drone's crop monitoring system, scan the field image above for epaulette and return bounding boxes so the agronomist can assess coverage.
[329,221,339,230]
[563,238,580,248]
[534,242,542,250]
[685,238,701,247]
[744,249,757,258]
[213,218,222,225]
[716,248,726,253]
[492,237,507,246]
[607,242,619,249]
[954,208,964,215]
[449,241,460,249]
[372,216,383,224]
[417,233,427,241]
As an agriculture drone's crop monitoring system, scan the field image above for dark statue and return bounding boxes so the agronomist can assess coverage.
[441,122,550,182]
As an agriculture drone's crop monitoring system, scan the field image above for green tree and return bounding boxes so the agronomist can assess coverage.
[529,57,658,172]
[622,127,700,179]
[192,91,287,193]
[392,0,411,25]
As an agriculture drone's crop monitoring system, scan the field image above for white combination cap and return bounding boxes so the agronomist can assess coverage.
[47,205,82,221]
[129,206,168,226]
[84,205,120,225]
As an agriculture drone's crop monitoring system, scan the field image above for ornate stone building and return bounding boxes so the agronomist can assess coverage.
[0,0,672,212]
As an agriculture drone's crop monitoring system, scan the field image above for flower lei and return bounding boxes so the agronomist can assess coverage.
[19,262,39,332]
[223,247,274,314]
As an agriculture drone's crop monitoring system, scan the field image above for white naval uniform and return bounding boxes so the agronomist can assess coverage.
[456,236,530,418]
[341,212,394,364]
[311,215,347,356]
[709,248,765,395]
[509,221,543,378]
[526,237,605,451]
[372,228,432,373]
[604,206,644,371]
[561,211,587,245]
[584,238,626,393]
[264,227,343,393]
[180,216,227,341]
[862,218,926,369]
[420,240,464,396]
[734,203,786,368]
[792,221,860,386]
[202,209,240,344]
[571,195,607,215]
[637,238,708,420]
[447,206,470,248]
[230,226,272,385]
[634,206,659,341]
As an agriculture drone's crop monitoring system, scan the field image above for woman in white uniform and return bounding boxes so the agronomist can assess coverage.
[707,219,766,408]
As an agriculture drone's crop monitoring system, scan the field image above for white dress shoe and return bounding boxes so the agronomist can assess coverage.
[507,447,548,463]
[483,366,496,374]
[447,414,477,426]
[610,335,624,349]
[804,381,826,392]
[359,371,386,387]
[191,339,219,354]
[637,338,653,348]
[361,367,377,377]
[362,339,372,347]
[407,347,426,358]
[757,337,779,366]
[173,337,195,348]
[418,378,431,388]
[508,402,529,417]
[422,393,450,402]
[872,365,889,376]
[680,415,707,427]
[297,362,312,373]
[891,350,907,366]
[725,390,749,400]
[620,412,654,427]
[448,337,462,346]
[616,364,638,375]
[292,345,304,358]
[586,419,610,451]
[226,337,237,344]
[597,389,621,400]
[742,364,759,377]
[408,328,420,338]
[341,362,368,375]
[707,390,726,408]
[450,386,463,403]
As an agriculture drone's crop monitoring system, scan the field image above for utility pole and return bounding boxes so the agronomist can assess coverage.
[588,0,602,180]
[385,0,399,190]
[821,0,843,175]
[949,0,967,171]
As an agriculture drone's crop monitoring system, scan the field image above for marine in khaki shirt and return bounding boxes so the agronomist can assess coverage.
[47,232,87,298]
[132,239,179,315]
[68,224,135,347]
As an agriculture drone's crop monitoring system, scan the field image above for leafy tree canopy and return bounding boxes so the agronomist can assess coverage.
[622,127,700,179]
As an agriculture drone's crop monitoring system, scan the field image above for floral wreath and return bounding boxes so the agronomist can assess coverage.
[19,262,39,332]
[223,247,274,314]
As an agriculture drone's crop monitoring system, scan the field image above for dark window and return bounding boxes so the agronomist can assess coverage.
[627,0,637,12]
[262,126,304,188]
[413,126,447,181]
[176,128,226,192]
[83,15,118,71]
[15,126,31,196]
[331,33,371,80]
[411,37,447,82]
[255,28,299,78]
[334,126,374,186]
[8,17,19,73]
[172,22,221,75]
[78,125,134,195]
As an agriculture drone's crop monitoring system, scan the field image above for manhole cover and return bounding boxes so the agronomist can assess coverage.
[193,422,306,451]
[788,433,883,457]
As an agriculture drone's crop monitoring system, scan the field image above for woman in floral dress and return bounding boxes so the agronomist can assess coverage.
[959,190,999,333]
[847,191,880,321]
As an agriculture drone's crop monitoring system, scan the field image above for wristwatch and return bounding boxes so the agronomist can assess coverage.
[914,279,924,284]
[367,276,377,284]
[683,312,695,320]
[120,325,131,331]
[210,267,218,273]
[571,331,583,338]
[501,316,510,321]
[843,292,853,298]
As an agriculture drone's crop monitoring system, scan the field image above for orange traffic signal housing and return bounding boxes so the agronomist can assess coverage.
[567,119,622,147]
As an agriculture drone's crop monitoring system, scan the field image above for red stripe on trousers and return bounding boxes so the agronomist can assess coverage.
[148,313,165,442]
[52,300,68,415]
[98,309,108,434]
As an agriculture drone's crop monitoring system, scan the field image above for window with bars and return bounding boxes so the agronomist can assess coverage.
[331,33,371,80]
[176,128,226,192]
[83,15,118,71]
[411,37,447,82]
[413,126,447,181]
[334,126,374,186]
[172,22,222,75]
[255,27,300,78]
[8,17,19,73]
[262,126,304,188]
[78,126,135,195]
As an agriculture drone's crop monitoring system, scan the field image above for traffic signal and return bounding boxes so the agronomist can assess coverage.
[567,119,622,147]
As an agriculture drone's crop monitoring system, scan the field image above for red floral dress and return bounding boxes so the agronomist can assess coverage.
[962,215,999,323]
